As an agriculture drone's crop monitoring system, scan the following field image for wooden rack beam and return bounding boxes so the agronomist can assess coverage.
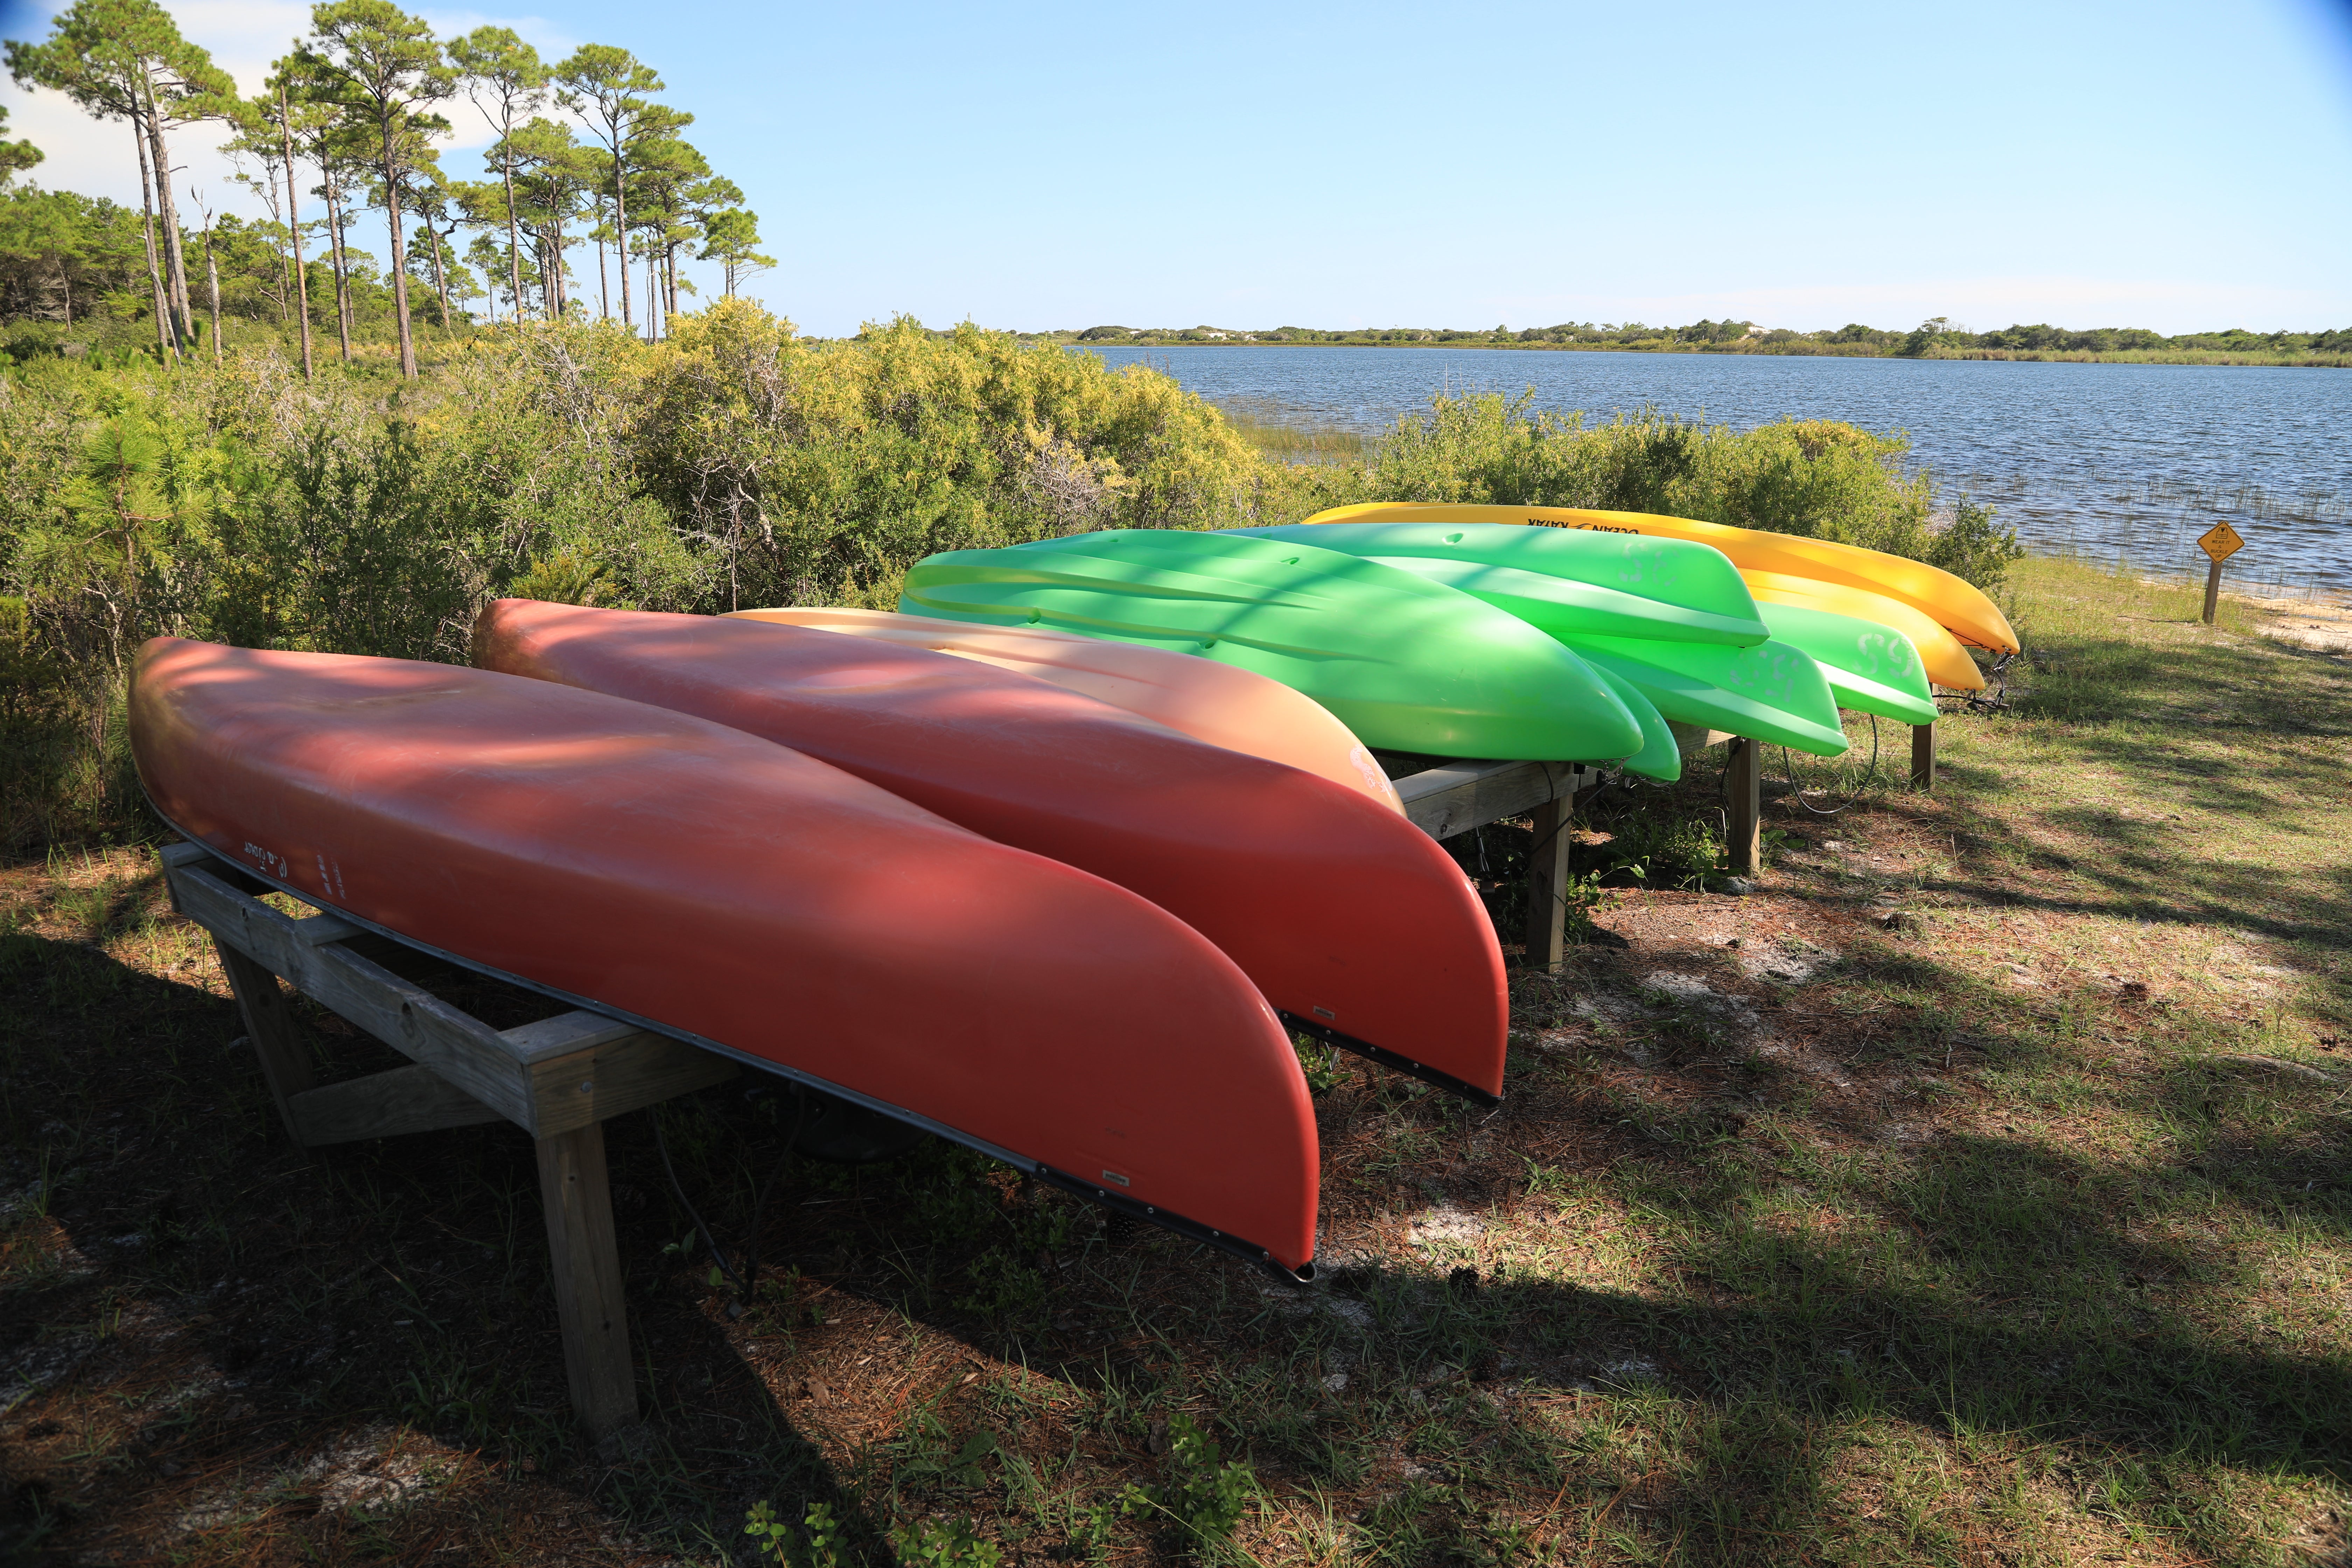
[1384,723,1772,967]
[161,841,736,1438]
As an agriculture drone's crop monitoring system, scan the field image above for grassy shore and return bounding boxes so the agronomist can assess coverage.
[1,558,2346,1565]
[1072,337,2352,369]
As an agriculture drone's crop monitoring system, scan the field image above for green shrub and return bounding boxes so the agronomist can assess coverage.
[1121,1412,1253,1545]
[892,1514,1003,1567]
[0,306,1313,848]
[744,1499,844,1568]
[1364,392,2022,588]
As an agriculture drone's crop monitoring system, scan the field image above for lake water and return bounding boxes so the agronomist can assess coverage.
[1082,346,2352,600]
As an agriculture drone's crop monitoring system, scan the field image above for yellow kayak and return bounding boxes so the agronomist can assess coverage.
[1302,502,2019,656]
[723,607,1406,813]
[1739,570,1984,692]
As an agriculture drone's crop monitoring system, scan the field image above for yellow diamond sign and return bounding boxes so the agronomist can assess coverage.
[2198,522,2245,562]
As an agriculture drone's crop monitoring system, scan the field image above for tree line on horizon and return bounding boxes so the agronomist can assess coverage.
[1069,317,2352,358]
[0,0,779,376]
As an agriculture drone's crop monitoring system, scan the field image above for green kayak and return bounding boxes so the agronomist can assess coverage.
[1755,602,1936,726]
[901,530,1644,761]
[1234,522,1769,647]
[1245,520,1844,760]
[1555,634,1851,757]
[1588,662,1683,782]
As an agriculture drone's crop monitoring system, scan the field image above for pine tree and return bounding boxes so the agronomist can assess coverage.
[447,27,545,330]
[289,0,452,379]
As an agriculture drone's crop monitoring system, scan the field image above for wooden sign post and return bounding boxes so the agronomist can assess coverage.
[2198,522,2244,625]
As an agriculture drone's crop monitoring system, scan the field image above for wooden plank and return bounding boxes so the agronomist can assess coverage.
[1910,722,1937,792]
[287,1063,505,1146]
[1668,722,1736,753]
[292,911,365,946]
[537,1122,637,1437]
[216,940,317,1144]
[517,1015,739,1140]
[1725,737,1762,878]
[1398,759,1592,841]
[1521,793,1576,973]
[172,864,739,1138]
[168,862,539,1127]
[500,1008,659,1064]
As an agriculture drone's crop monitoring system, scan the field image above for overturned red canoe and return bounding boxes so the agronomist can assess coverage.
[474,600,1510,1103]
[130,638,1318,1274]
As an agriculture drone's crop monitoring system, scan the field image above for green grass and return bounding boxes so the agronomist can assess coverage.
[1209,398,1368,463]
[0,556,2346,1564]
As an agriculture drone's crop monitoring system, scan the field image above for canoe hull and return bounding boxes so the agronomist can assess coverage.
[475,601,1510,1102]
[130,639,1320,1272]
[721,606,1405,813]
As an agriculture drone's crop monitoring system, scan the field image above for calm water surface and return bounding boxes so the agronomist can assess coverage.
[1083,346,2352,598]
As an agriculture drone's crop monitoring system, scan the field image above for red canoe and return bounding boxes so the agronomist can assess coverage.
[130,638,1318,1274]
[474,600,1510,1103]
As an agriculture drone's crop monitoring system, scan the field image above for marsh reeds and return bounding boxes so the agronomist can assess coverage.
[1209,397,1368,463]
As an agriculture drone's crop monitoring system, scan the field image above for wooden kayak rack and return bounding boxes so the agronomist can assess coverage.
[163,717,1934,1436]
[1382,718,1935,971]
[161,841,736,1440]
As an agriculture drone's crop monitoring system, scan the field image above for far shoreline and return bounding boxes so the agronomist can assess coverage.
[1060,339,2350,370]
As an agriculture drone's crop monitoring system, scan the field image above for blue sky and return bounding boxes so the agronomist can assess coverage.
[5,0,2350,336]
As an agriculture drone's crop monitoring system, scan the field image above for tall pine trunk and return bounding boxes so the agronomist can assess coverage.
[321,165,354,362]
[279,88,313,379]
[263,159,288,323]
[130,113,176,363]
[377,122,416,378]
[540,228,564,319]
[202,219,221,362]
[423,206,450,332]
[611,148,630,330]
[139,69,196,350]
[500,149,525,327]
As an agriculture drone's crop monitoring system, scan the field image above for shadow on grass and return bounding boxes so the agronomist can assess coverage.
[7,850,2346,1563]
[1891,616,2352,942]
[1419,933,2352,1546]
[0,929,870,1564]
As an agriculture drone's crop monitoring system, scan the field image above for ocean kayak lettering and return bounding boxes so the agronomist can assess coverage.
[1615,540,1681,592]
[1724,646,1797,700]
[1346,744,1392,800]
[243,842,289,879]
[1855,631,1917,680]
[1530,517,1641,534]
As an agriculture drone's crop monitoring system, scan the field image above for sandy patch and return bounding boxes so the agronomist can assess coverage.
[2243,591,2352,653]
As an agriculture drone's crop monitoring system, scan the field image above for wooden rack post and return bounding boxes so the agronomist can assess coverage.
[1521,791,1577,973]
[1382,757,1598,971]
[162,842,736,1439]
[1910,722,1937,791]
[1725,737,1762,878]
